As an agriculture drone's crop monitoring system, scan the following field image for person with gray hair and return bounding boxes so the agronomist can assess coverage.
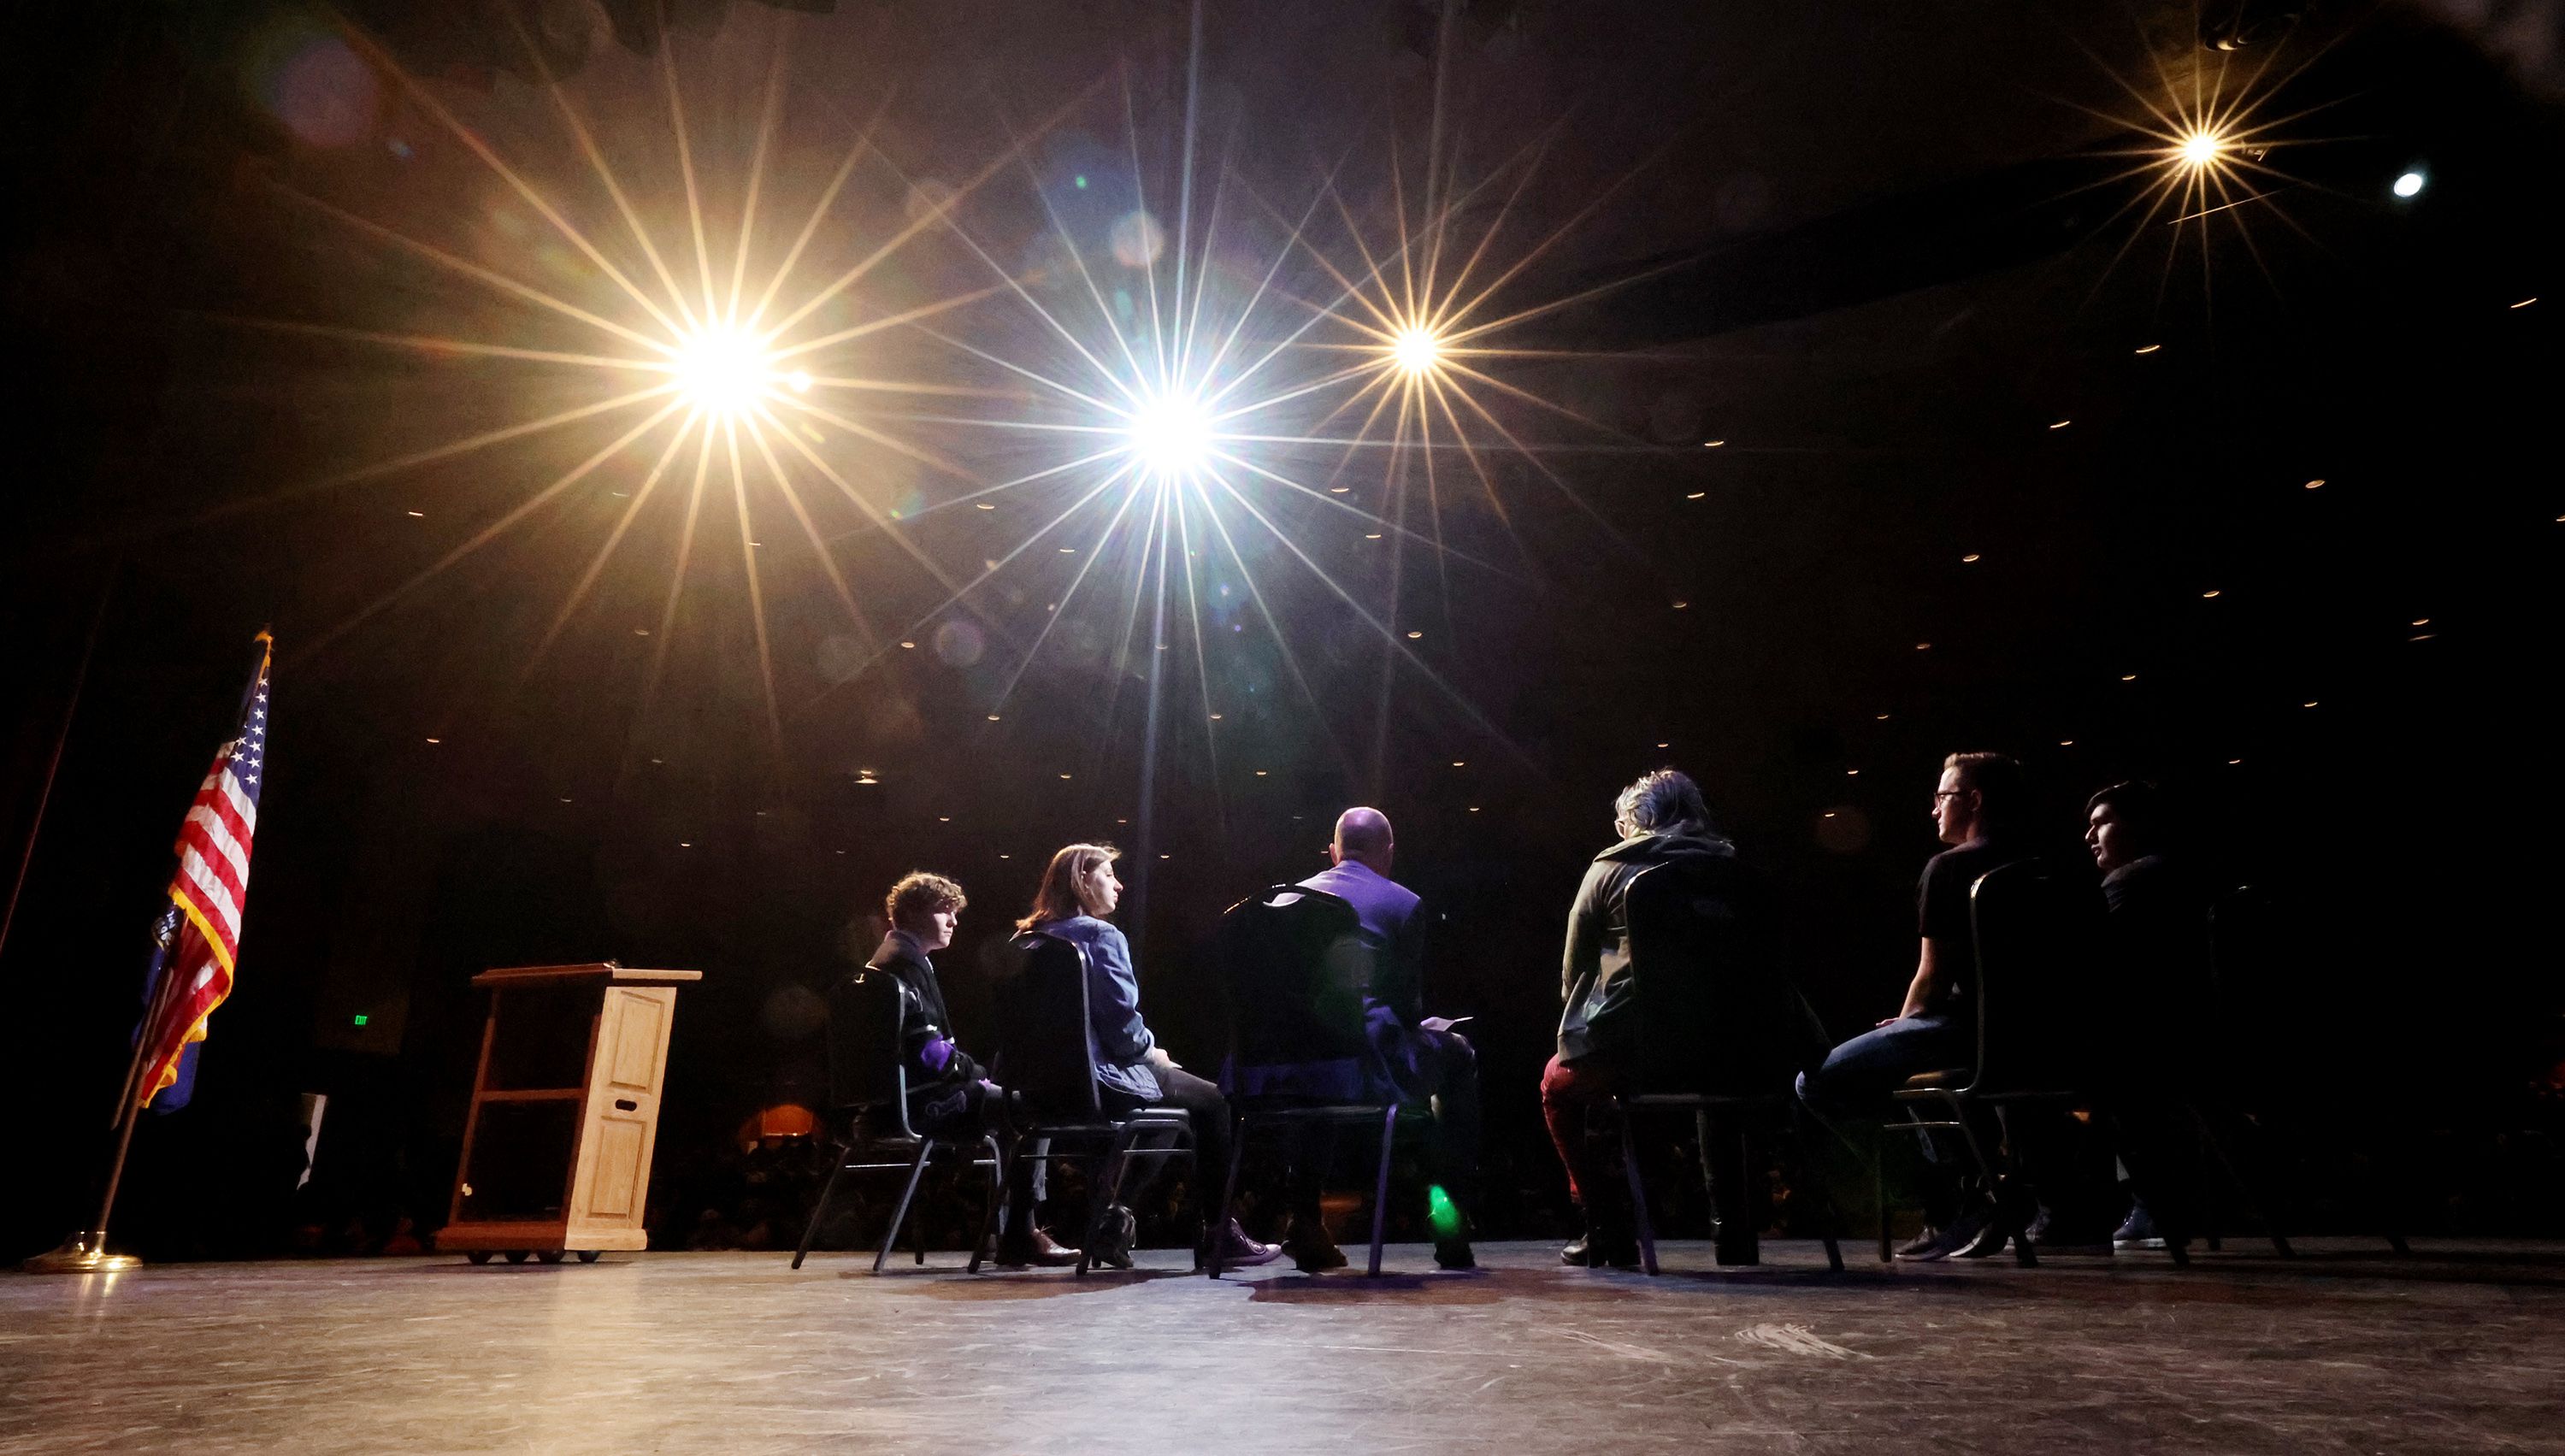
[1542,768,1742,1267]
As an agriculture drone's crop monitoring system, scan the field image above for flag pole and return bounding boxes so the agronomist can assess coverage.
[0,561,116,970]
[22,951,164,1275]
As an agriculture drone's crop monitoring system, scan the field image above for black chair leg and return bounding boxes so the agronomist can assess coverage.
[968,1135,1005,1274]
[2194,1105,2292,1259]
[1616,1098,1659,1276]
[1367,1105,1398,1277]
[1788,1106,1847,1273]
[793,1141,857,1270]
[875,1140,935,1275]
[1210,1111,1248,1280]
[1945,1097,2034,1268]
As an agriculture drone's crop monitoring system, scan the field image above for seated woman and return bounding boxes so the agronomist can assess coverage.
[868,871,1078,1267]
[1017,842,1279,1270]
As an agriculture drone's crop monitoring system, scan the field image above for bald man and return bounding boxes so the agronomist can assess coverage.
[1292,807,1483,1271]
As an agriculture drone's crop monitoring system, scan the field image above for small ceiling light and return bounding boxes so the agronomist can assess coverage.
[1390,326,1443,375]
[1656,741,1671,749]
[1469,806,1481,813]
[999,853,1011,859]
[1159,853,1170,860]
[1406,630,1424,639]
[1672,600,1689,610]
[1961,553,1981,563]
[2228,757,2244,765]
[987,714,1001,722]
[976,502,995,510]
[1875,713,1890,721]
[405,510,425,518]
[2513,298,2538,309]
[1822,811,1837,819]
[1209,712,1224,720]
[2060,740,2074,746]
[900,640,916,649]
[680,841,692,847]
[2305,479,2326,489]
[1058,773,1072,780]
[2134,344,2162,355]
[2410,617,2430,626]
[2175,129,2226,169]
[1059,546,1076,553]
[1846,768,1860,776]
[1701,439,1725,448]
[1451,761,1465,768]
[2121,674,2138,682]
[1254,769,1268,776]
[2049,420,2071,430]
[2202,589,2222,598]
[424,737,440,744]
[1685,492,1707,500]
[938,816,952,822]
[558,797,573,804]
[1365,533,1383,539]
[2392,170,2426,198]
[1330,485,1352,495]
[2302,701,2319,708]
[634,628,650,636]
[788,370,812,392]
[1915,642,1932,651]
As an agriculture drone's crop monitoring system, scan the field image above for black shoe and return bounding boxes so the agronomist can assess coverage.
[1893,1227,1950,1261]
[1282,1218,1347,1272]
[1435,1238,1477,1270]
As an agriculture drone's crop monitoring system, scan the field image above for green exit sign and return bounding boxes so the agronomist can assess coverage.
[351,1014,369,1027]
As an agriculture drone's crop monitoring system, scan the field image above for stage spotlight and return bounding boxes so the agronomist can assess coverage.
[1391,326,1443,375]
[1127,390,1213,480]
[2176,129,2226,169]
[2392,170,2426,199]
[674,327,774,416]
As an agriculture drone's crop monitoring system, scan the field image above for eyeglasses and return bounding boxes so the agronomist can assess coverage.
[1931,789,1965,803]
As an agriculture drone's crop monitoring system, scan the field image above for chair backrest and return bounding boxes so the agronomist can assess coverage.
[1966,858,2103,1093]
[991,931,1106,1117]
[1216,886,1373,1070]
[825,970,912,1135]
[1621,856,1796,1096]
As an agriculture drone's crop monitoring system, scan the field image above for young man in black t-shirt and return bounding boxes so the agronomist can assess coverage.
[1797,752,2032,1259]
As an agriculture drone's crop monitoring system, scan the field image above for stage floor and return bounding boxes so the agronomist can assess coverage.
[7,1239,2563,1453]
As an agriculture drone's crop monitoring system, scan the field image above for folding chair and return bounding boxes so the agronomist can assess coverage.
[1610,856,1845,1276]
[791,970,1005,1273]
[992,931,1194,1276]
[1207,884,1432,1278]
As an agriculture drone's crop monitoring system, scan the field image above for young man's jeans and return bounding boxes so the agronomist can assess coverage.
[1797,1012,1984,1226]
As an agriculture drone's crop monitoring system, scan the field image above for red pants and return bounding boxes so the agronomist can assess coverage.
[1540,1052,1631,1209]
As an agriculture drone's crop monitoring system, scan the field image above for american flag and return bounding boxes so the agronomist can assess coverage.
[133,634,270,1111]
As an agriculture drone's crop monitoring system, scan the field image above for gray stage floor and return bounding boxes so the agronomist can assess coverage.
[7,1239,2564,1454]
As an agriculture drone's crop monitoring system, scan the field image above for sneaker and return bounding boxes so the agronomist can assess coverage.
[1211,1217,1283,1268]
[1893,1227,1949,1260]
[2113,1205,2167,1251]
[1560,1228,1639,1268]
[1088,1205,1136,1270]
[1951,1203,2009,1259]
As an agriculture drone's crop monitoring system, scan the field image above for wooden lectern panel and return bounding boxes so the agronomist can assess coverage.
[443,963,699,1257]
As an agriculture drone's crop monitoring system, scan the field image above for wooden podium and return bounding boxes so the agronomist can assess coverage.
[441,963,699,1264]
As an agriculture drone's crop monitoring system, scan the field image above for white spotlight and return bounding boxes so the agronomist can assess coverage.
[1128,391,1212,480]
[1391,327,1442,374]
[2392,170,2426,199]
[674,327,772,415]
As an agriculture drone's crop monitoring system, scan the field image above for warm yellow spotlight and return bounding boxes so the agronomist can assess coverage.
[673,326,775,415]
[2177,130,2226,169]
[1391,326,1443,375]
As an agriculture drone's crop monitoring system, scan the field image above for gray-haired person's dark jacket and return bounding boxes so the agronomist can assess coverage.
[1556,828,1739,1064]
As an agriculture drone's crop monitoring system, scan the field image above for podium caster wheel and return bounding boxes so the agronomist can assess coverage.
[537,1249,565,1264]
[504,1249,529,1264]
[576,1250,600,1264]
[467,1251,493,1265]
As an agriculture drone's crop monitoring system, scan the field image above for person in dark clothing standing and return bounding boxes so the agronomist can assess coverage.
[1542,769,1745,1268]
[867,871,1079,1268]
[2084,781,2209,1252]
[1796,752,2036,1260]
